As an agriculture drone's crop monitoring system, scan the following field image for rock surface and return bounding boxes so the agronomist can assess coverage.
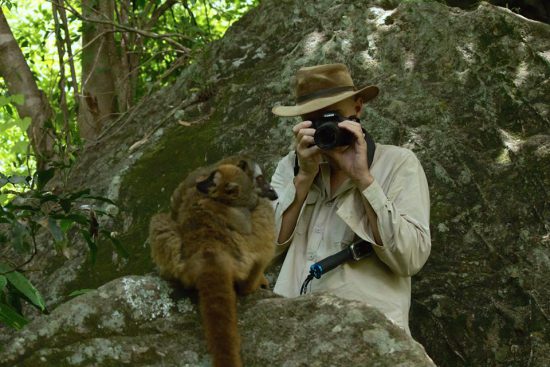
[0,275,435,367]
[1,1,549,366]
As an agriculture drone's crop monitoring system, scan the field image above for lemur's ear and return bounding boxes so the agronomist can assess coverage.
[196,170,219,194]
[237,160,248,171]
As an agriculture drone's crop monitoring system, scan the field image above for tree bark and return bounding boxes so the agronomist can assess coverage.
[0,8,55,172]
[78,0,119,141]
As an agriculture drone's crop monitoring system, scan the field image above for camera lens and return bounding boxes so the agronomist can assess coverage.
[314,123,354,150]
[314,123,340,150]
[310,111,355,150]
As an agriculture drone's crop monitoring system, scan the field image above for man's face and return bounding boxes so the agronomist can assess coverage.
[302,97,361,122]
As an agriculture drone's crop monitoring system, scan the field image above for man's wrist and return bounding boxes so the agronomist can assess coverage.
[353,173,374,191]
[291,171,316,206]
[295,170,317,184]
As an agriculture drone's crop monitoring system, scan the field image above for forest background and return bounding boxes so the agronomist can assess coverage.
[1,0,258,330]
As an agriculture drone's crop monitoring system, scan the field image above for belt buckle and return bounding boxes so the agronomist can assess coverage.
[349,241,372,261]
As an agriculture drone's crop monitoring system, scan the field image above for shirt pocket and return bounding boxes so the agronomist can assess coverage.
[295,190,319,235]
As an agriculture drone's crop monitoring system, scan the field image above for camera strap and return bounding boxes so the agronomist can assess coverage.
[300,238,374,295]
[293,130,376,176]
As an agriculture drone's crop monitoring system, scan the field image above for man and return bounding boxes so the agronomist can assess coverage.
[270,63,431,335]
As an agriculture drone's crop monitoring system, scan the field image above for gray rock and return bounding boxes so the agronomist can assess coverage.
[0,275,435,367]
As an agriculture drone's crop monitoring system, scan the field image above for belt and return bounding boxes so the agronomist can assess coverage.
[300,239,374,295]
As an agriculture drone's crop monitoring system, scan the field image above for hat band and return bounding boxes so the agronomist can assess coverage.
[296,86,355,104]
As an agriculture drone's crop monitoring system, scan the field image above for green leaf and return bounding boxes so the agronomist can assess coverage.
[10,221,30,254]
[65,189,91,201]
[0,301,29,330]
[101,230,129,259]
[5,204,36,212]
[11,94,24,105]
[59,218,75,233]
[5,285,22,312]
[59,198,72,213]
[48,217,64,243]
[50,213,89,226]
[135,0,146,10]
[0,275,7,290]
[81,231,97,264]
[82,195,117,206]
[18,117,31,131]
[8,175,30,186]
[0,121,15,135]
[68,288,94,298]
[0,262,46,312]
[36,192,58,203]
[0,176,8,189]
[12,141,28,154]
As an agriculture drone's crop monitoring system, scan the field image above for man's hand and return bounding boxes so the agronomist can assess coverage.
[324,120,374,190]
[293,120,322,179]
[277,121,321,244]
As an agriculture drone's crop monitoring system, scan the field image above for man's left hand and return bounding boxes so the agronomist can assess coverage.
[324,120,374,190]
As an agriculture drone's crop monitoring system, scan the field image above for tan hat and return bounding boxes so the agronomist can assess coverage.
[272,63,379,117]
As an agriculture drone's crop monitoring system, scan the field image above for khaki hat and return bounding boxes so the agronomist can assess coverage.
[272,63,379,117]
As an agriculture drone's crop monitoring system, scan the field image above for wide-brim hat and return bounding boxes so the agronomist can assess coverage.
[272,63,379,117]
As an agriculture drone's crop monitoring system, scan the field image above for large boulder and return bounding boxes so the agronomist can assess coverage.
[2,1,548,366]
[0,275,435,366]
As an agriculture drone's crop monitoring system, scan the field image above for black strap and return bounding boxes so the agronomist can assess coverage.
[300,240,374,295]
[294,130,376,176]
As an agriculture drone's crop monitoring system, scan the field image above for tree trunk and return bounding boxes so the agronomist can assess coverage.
[0,9,55,172]
[78,0,120,141]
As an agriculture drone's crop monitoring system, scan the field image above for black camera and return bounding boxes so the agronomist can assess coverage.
[311,111,355,150]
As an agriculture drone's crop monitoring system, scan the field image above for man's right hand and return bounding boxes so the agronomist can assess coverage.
[293,120,321,178]
[277,121,321,244]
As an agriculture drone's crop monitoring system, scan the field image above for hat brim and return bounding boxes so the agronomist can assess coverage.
[272,85,379,117]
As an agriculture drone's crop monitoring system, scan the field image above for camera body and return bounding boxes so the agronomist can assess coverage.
[311,111,355,150]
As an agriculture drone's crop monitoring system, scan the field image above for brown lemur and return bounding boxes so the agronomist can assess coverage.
[169,155,277,222]
[149,158,277,367]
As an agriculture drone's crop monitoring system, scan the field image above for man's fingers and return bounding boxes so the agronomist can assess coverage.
[292,120,313,135]
[300,144,321,158]
[296,129,315,143]
[339,121,365,141]
[297,135,315,149]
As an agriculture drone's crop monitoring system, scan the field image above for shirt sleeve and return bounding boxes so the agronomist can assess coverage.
[340,149,431,277]
[270,151,298,256]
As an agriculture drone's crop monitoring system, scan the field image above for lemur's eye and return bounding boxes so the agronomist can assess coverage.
[225,182,239,194]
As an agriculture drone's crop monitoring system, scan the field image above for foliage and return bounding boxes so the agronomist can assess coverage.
[0,94,34,180]
[0,174,125,329]
[0,0,13,10]
[0,0,259,177]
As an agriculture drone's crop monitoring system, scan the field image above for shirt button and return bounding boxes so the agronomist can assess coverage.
[326,201,333,207]
[308,254,315,261]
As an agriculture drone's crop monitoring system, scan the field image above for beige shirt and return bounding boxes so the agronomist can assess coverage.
[270,144,431,334]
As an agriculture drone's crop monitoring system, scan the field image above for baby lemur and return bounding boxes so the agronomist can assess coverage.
[149,157,276,367]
